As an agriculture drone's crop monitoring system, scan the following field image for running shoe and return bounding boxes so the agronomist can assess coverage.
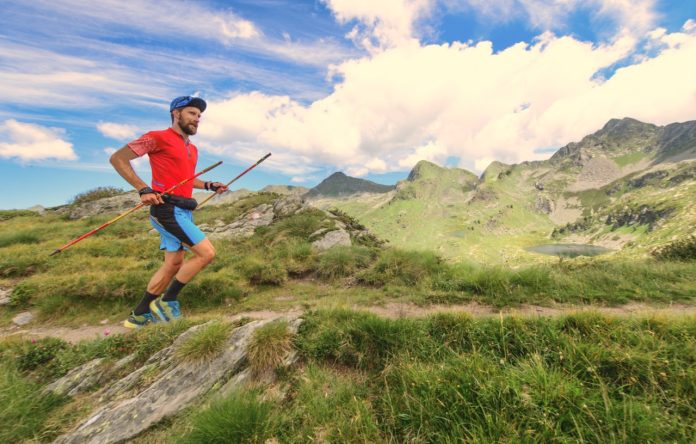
[150,297,182,322]
[123,311,158,329]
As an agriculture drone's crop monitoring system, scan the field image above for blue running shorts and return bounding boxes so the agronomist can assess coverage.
[149,203,205,252]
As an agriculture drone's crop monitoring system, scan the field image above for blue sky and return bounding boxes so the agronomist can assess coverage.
[1,0,694,209]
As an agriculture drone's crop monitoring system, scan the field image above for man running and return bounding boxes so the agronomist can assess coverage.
[110,95,228,328]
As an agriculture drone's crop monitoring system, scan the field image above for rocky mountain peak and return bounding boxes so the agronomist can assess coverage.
[305,171,394,198]
[549,117,659,165]
[599,117,651,134]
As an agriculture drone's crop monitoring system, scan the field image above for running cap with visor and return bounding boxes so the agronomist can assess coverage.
[170,96,207,112]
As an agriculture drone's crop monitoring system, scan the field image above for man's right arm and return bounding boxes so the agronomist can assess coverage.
[110,145,163,205]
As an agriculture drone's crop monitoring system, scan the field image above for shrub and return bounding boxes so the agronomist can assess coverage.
[16,338,69,372]
[271,239,316,277]
[652,236,696,261]
[0,210,38,221]
[184,276,245,308]
[180,390,273,444]
[247,321,293,375]
[239,258,287,286]
[70,187,125,205]
[0,231,41,248]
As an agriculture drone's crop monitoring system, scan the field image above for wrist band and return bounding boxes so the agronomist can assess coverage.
[138,186,155,196]
[204,181,210,190]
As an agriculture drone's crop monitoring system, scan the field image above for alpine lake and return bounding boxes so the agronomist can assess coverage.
[526,243,613,258]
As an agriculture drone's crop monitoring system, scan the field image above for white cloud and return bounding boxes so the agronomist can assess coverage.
[452,0,657,36]
[323,0,435,50]
[197,25,696,176]
[28,0,259,44]
[0,120,77,161]
[97,122,140,141]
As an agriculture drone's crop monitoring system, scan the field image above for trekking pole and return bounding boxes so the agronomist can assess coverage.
[197,153,272,209]
[50,160,223,256]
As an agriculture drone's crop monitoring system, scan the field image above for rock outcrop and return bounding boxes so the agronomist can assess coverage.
[55,193,141,220]
[311,229,351,250]
[53,315,302,444]
[200,196,308,240]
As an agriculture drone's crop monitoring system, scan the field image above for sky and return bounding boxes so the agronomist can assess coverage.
[1,0,695,209]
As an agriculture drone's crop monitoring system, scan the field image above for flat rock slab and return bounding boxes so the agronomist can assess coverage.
[0,287,11,305]
[12,311,34,326]
[53,315,301,444]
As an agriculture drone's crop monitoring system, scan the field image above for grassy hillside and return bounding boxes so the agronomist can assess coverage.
[1,190,695,442]
[1,193,695,332]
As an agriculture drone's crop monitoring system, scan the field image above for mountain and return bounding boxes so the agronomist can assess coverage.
[394,160,478,201]
[310,118,696,263]
[304,172,395,198]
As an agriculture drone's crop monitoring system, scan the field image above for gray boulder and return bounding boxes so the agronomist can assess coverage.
[12,311,34,326]
[0,287,11,306]
[273,195,306,217]
[312,229,351,250]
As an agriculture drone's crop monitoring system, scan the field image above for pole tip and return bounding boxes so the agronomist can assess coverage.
[49,249,61,257]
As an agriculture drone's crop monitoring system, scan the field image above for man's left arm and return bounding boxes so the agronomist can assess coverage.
[194,179,228,194]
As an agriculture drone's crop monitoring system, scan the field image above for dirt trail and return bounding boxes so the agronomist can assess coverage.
[2,303,694,343]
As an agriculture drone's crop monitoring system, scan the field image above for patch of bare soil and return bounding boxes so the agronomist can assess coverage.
[549,196,583,225]
[1,324,131,344]
[359,301,696,319]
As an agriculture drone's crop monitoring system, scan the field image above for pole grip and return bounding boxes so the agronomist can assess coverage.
[197,153,271,209]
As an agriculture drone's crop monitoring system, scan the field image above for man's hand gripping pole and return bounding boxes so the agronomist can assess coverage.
[196,153,271,209]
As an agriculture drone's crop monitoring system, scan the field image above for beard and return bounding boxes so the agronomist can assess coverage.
[178,117,198,135]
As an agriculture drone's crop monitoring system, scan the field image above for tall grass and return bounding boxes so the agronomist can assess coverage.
[246,320,293,375]
[316,245,374,280]
[179,390,273,444]
[293,310,696,442]
[0,363,65,443]
[176,322,231,363]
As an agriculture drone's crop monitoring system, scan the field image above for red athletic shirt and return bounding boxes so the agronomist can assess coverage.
[127,128,198,198]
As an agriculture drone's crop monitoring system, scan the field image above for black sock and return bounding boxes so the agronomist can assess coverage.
[162,278,186,302]
[134,291,159,315]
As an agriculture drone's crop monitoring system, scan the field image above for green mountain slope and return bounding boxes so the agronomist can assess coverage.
[312,118,696,264]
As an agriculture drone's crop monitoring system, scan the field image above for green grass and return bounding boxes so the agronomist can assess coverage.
[0,321,194,382]
[290,310,696,442]
[176,322,231,363]
[3,309,696,443]
[179,390,273,444]
[0,363,66,443]
[614,151,647,167]
[2,192,693,330]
